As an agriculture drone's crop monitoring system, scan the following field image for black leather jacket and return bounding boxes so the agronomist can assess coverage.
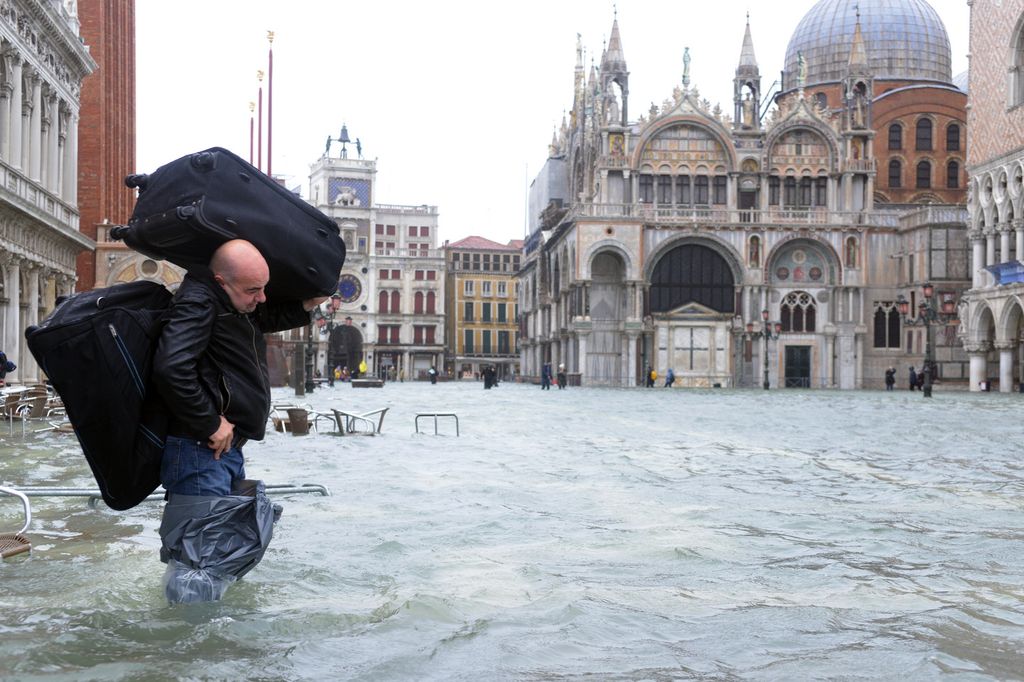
[153,269,310,442]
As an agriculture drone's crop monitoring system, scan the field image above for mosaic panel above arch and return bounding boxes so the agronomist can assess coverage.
[768,128,832,174]
[769,242,836,286]
[639,124,729,169]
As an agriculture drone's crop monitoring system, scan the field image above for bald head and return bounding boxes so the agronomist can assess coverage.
[211,240,269,313]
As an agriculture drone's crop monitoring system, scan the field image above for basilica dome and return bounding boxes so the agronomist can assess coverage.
[784,0,952,89]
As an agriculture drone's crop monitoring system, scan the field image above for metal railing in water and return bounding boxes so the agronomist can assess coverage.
[16,484,331,509]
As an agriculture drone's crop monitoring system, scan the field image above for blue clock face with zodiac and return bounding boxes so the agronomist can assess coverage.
[337,274,362,303]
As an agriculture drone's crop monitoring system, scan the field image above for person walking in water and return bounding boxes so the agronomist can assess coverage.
[541,362,553,390]
[556,363,567,389]
[884,367,895,391]
[664,368,675,388]
[908,365,918,391]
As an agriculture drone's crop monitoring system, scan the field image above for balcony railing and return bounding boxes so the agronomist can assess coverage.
[572,203,907,228]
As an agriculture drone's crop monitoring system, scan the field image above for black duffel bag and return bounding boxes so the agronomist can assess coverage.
[25,281,172,510]
[114,147,345,302]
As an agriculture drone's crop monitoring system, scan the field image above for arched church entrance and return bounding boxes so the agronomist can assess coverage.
[588,251,627,386]
[649,242,736,387]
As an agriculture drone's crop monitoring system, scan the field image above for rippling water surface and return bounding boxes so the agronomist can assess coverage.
[2,384,1023,680]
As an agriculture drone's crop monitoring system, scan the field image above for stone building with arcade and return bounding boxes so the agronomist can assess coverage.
[519,0,970,389]
[0,0,95,384]
[960,0,1024,392]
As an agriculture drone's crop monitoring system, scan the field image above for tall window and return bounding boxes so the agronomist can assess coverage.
[463,301,473,321]
[888,159,902,188]
[799,177,812,207]
[947,160,960,189]
[888,123,903,150]
[712,176,727,204]
[784,177,797,207]
[694,176,709,204]
[916,160,932,189]
[677,176,691,205]
[815,177,827,206]
[426,291,436,314]
[482,303,492,322]
[639,175,654,203]
[780,292,816,333]
[946,123,960,151]
[915,118,932,151]
[391,291,400,313]
[464,329,474,354]
[414,291,424,314]
[845,237,858,268]
[482,330,492,354]
[498,330,510,354]
[378,291,388,313]
[873,304,901,348]
[497,303,507,322]
[658,176,673,204]
[769,176,780,205]
[464,280,474,296]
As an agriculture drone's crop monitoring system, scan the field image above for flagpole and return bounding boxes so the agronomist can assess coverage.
[267,31,274,177]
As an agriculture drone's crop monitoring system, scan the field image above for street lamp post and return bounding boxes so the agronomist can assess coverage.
[744,308,783,390]
[309,294,343,391]
[897,282,957,398]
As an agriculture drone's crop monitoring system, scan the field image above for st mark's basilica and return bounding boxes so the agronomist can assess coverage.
[519,0,971,389]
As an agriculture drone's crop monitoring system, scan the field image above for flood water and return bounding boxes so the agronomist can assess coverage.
[1,383,1023,680]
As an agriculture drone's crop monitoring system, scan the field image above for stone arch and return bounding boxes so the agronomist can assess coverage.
[631,116,738,171]
[643,233,743,285]
[648,242,736,314]
[996,295,1024,345]
[329,323,364,374]
[968,301,997,345]
[581,239,636,281]
[764,235,842,286]
[762,120,839,174]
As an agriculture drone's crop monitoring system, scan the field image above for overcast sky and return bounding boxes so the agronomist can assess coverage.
[135,1,969,246]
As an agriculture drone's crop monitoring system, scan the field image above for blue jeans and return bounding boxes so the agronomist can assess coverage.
[161,435,246,497]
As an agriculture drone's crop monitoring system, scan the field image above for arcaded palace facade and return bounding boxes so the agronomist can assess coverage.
[0,0,95,383]
[961,0,1024,392]
[519,0,971,389]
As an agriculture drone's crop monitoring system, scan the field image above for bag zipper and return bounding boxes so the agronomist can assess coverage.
[108,324,146,397]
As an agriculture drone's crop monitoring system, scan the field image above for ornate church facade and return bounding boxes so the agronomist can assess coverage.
[519,0,970,389]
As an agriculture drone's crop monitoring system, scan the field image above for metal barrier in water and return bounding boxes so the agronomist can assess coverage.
[414,413,460,437]
[16,483,331,509]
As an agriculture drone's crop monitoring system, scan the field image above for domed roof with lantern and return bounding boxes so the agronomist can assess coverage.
[783,0,952,89]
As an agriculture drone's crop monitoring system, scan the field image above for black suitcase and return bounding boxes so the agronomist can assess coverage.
[113,147,345,302]
[25,281,172,510]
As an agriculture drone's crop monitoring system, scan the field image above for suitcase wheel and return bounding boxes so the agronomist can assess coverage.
[125,173,149,191]
[191,152,216,171]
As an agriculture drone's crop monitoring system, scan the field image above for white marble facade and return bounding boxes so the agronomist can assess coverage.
[0,0,95,383]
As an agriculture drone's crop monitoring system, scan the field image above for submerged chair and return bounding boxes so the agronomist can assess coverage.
[332,407,388,435]
[0,486,32,559]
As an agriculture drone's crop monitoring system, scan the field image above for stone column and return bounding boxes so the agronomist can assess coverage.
[985,230,997,287]
[1000,223,1012,265]
[0,52,11,161]
[970,231,985,289]
[626,331,638,387]
[824,332,836,387]
[47,94,61,191]
[22,265,39,381]
[966,342,990,392]
[64,110,77,202]
[9,55,21,169]
[29,74,41,181]
[577,330,589,384]
[4,257,21,383]
[996,341,1015,393]
[1016,219,1024,264]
